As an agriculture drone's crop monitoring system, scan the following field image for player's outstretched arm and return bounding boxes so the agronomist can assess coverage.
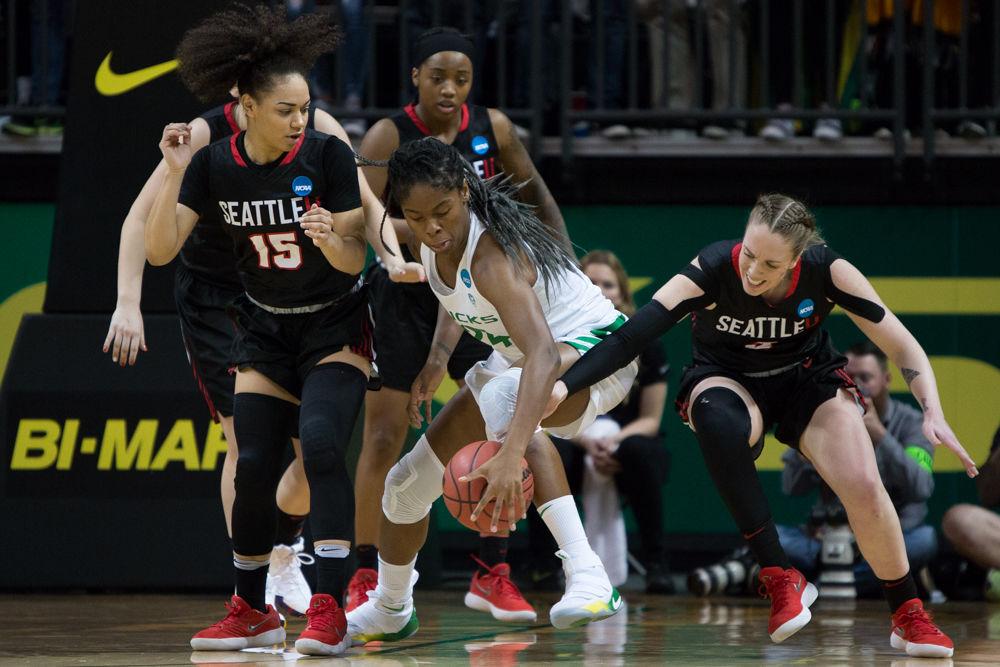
[830,257,979,478]
[547,266,711,415]
[105,118,210,365]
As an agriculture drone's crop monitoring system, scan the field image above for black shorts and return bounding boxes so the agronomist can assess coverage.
[228,287,373,399]
[174,264,241,420]
[675,332,864,449]
[366,264,492,392]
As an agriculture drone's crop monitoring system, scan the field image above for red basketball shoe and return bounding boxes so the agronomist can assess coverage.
[758,566,818,642]
[346,567,377,612]
[890,599,954,658]
[189,595,285,650]
[464,556,537,622]
[294,594,351,656]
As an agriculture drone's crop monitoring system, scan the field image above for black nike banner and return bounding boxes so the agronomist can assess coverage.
[45,0,229,313]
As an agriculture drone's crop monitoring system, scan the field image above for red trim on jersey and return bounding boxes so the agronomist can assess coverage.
[280,132,306,165]
[783,257,803,299]
[459,103,470,132]
[230,134,248,167]
[731,242,742,276]
[403,103,470,136]
[223,101,240,134]
[181,332,221,423]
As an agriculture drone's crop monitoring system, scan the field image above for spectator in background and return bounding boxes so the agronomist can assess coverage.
[942,427,1000,601]
[777,341,937,596]
[337,0,370,138]
[756,0,848,142]
[528,250,673,594]
[638,0,748,140]
[3,0,70,137]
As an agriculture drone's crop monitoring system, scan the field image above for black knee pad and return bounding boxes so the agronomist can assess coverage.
[299,362,367,459]
[690,387,751,444]
[232,393,298,556]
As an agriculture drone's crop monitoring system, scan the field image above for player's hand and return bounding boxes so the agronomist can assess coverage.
[593,451,622,476]
[159,123,193,172]
[408,359,446,428]
[385,260,426,284]
[462,448,526,533]
[102,302,147,367]
[923,413,978,478]
[301,204,339,248]
[543,380,569,419]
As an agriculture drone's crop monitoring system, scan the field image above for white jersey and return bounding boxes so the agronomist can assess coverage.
[422,213,622,362]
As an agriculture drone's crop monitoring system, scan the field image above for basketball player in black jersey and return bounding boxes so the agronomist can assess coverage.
[347,27,568,621]
[143,5,374,656]
[102,4,420,620]
[548,194,977,659]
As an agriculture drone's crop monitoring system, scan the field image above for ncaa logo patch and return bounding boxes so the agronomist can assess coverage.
[291,176,313,196]
[460,268,473,288]
[796,298,815,318]
[471,135,490,155]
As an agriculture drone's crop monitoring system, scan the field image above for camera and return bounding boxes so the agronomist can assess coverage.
[688,546,760,596]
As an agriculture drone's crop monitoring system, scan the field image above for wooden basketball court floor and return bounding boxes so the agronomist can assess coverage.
[2,590,996,666]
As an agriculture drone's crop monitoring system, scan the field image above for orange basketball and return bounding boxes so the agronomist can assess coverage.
[442,440,534,533]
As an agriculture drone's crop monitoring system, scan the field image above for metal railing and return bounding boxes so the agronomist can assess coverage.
[3,0,1000,176]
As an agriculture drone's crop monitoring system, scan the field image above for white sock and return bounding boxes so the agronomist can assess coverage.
[538,495,599,566]
[376,555,416,606]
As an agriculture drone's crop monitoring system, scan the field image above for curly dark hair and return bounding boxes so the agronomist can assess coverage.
[386,137,576,290]
[176,3,342,103]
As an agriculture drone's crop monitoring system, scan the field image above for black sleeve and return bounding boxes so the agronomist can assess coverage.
[821,245,886,323]
[636,341,669,387]
[178,147,211,216]
[323,137,362,213]
[561,299,680,395]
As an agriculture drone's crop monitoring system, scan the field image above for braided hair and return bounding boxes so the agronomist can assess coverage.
[176,3,342,103]
[748,193,825,257]
[386,137,576,288]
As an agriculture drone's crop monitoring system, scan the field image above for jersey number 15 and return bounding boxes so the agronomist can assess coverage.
[248,232,303,270]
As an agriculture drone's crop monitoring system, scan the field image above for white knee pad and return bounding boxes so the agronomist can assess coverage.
[381,435,444,525]
[479,367,522,441]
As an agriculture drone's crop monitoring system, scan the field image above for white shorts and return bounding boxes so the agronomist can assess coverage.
[464,349,638,441]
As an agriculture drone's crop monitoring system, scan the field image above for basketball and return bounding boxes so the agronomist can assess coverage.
[442,440,534,533]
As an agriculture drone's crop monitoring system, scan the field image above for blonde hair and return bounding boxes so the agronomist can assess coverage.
[581,250,636,316]
[748,193,825,257]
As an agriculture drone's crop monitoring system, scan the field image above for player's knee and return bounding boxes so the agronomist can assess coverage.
[363,426,407,464]
[234,450,276,496]
[690,387,751,452]
[479,368,522,439]
[839,470,886,511]
[381,435,445,525]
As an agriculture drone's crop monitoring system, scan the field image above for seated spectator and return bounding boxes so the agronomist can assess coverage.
[941,426,1000,601]
[527,250,673,594]
[777,340,937,596]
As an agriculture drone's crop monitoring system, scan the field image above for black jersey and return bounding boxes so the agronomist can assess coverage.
[179,129,362,309]
[689,239,842,373]
[391,103,501,180]
[178,102,317,288]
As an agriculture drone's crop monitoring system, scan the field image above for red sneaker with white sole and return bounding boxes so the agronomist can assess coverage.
[346,567,377,612]
[758,566,818,643]
[464,556,537,622]
[890,598,954,658]
[295,593,351,656]
[189,595,285,650]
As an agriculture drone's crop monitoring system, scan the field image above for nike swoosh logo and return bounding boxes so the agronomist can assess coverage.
[381,603,405,613]
[247,620,270,632]
[95,52,178,96]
